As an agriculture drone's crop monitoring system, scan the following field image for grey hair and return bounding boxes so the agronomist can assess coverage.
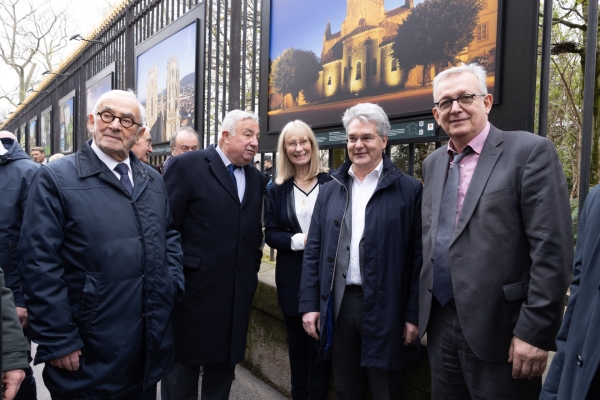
[220,109,260,138]
[94,89,146,128]
[170,126,200,146]
[432,63,488,103]
[342,103,390,139]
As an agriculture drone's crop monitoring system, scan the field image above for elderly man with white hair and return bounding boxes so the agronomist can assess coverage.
[162,110,265,400]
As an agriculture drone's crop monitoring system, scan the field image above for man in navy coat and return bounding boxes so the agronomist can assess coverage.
[540,186,600,399]
[162,110,265,400]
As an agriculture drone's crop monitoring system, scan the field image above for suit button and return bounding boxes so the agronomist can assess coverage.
[297,293,301,299]
[321,294,327,300]
[327,256,333,262]
[577,355,583,366]
[347,246,350,251]
[334,220,340,226]
[343,273,346,278]
[431,258,434,262]
[428,287,432,293]
[241,208,244,213]
[240,238,244,243]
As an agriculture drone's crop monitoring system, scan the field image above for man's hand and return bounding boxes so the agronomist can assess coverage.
[49,349,82,371]
[403,322,419,346]
[302,312,320,340]
[15,307,28,330]
[2,369,25,400]
[508,335,548,379]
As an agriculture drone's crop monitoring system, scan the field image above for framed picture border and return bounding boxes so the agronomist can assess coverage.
[134,4,205,147]
[40,105,53,155]
[28,116,38,152]
[86,63,115,118]
[58,89,76,154]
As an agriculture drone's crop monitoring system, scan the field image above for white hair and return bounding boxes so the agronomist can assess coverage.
[432,63,488,103]
[220,110,259,138]
[94,89,146,128]
[342,103,390,139]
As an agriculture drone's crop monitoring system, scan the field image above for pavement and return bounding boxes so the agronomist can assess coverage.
[31,343,287,400]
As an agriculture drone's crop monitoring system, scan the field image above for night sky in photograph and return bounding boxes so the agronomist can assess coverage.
[269,0,426,59]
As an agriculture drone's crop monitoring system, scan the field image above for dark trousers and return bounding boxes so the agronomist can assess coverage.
[161,361,235,400]
[15,330,36,400]
[331,287,404,400]
[283,313,330,400]
[427,299,541,400]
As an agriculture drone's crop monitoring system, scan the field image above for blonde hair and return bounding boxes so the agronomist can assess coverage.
[275,120,327,185]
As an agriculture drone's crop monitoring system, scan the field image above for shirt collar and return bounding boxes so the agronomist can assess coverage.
[349,158,384,180]
[91,140,131,173]
[215,144,234,167]
[447,121,490,156]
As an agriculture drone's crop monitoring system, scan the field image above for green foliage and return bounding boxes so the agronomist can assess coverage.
[270,48,321,108]
[391,0,481,73]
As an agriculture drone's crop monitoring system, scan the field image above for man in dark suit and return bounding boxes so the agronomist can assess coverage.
[420,64,573,399]
[540,185,600,399]
[162,110,265,400]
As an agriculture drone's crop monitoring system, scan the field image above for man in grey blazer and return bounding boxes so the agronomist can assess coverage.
[420,63,573,399]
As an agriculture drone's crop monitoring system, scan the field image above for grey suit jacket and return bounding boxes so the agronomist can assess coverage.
[419,124,573,362]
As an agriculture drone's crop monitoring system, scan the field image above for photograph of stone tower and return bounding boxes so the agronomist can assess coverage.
[137,22,197,144]
[267,0,498,132]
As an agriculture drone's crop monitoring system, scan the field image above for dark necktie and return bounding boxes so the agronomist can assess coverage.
[114,163,133,197]
[227,163,241,192]
[433,147,472,307]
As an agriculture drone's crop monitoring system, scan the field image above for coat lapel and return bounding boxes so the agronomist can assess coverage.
[451,127,504,244]
[206,147,240,203]
[429,150,451,251]
[285,180,303,233]
[241,165,258,207]
[131,159,152,202]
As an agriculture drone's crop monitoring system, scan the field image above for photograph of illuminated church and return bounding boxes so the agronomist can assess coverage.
[267,0,498,132]
[136,22,197,144]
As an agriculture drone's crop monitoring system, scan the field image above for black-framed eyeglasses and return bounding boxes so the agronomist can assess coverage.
[96,111,142,129]
[434,94,486,112]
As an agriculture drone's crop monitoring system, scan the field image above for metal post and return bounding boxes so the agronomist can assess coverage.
[408,143,415,176]
[538,0,553,137]
[229,0,242,110]
[579,0,599,213]
[124,5,135,89]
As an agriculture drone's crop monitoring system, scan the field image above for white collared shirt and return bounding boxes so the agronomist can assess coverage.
[215,145,246,201]
[346,159,383,285]
[290,182,320,251]
[91,140,134,187]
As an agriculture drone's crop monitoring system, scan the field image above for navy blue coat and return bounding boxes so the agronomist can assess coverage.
[0,137,39,306]
[265,173,330,315]
[164,145,265,367]
[298,157,422,369]
[540,185,600,399]
[19,141,184,399]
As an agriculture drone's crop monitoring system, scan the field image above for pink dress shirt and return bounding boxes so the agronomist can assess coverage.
[447,122,490,225]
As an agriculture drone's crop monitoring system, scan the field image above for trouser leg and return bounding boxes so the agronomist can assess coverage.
[160,362,201,400]
[283,313,310,399]
[201,362,236,400]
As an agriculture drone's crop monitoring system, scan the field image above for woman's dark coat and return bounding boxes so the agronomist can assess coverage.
[265,173,329,315]
[298,157,422,369]
[19,142,184,399]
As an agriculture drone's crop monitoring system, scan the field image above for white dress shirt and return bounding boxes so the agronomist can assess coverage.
[91,140,133,187]
[346,159,383,285]
[290,182,320,251]
[215,145,245,201]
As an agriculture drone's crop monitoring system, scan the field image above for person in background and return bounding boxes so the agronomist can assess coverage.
[48,153,65,162]
[254,160,260,170]
[0,131,38,399]
[30,147,46,164]
[265,120,330,400]
[131,128,153,163]
[159,127,199,175]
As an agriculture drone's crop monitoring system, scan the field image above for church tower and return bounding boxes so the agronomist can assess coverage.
[341,0,384,37]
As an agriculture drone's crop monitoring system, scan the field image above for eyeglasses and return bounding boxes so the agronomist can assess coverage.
[347,134,377,144]
[434,94,486,112]
[96,111,143,129]
[285,140,310,149]
[172,145,199,152]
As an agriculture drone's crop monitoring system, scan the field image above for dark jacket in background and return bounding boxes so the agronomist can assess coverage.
[164,145,265,367]
[265,172,330,315]
[298,157,423,369]
[1,267,30,372]
[19,141,184,399]
[0,138,39,307]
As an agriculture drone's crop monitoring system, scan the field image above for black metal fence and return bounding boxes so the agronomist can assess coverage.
[1,0,261,168]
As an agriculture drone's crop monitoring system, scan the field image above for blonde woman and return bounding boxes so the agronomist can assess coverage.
[265,120,330,399]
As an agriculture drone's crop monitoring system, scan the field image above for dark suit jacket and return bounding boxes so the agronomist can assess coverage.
[540,185,600,400]
[420,124,573,362]
[265,173,329,315]
[164,145,265,366]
